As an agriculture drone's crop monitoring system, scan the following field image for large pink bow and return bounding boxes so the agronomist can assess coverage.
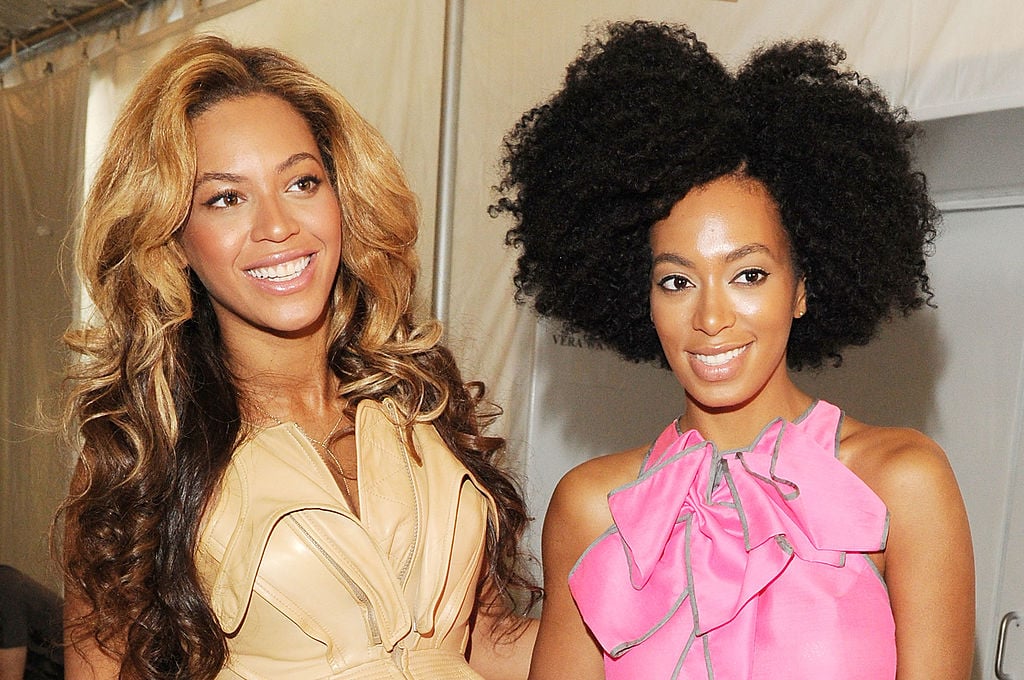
[569,402,888,658]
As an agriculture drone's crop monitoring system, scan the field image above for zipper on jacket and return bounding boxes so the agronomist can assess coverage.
[287,515,383,645]
[384,400,422,586]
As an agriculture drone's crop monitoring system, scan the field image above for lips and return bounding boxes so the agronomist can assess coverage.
[690,344,750,366]
[245,255,312,282]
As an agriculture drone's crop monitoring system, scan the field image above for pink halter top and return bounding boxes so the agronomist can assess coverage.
[568,401,895,678]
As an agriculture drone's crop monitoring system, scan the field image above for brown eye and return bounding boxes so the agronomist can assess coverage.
[288,175,322,193]
[735,269,769,285]
[657,274,692,291]
[204,190,242,208]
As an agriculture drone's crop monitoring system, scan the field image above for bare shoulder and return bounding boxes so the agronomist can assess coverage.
[838,416,969,564]
[839,419,974,677]
[838,417,955,503]
[544,445,649,561]
[554,445,648,507]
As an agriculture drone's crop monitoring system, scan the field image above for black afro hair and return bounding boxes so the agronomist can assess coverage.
[492,20,937,370]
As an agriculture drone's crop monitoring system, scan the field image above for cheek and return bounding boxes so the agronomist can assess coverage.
[741,294,798,345]
[302,197,341,247]
[323,202,343,243]
[180,220,235,270]
[323,205,342,247]
[649,296,687,347]
[735,296,784,323]
[736,279,800,319]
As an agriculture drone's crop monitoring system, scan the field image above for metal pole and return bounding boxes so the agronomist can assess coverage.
[431,0,464,327]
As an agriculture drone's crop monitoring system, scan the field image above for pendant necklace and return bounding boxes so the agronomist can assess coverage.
[254,403,356,507]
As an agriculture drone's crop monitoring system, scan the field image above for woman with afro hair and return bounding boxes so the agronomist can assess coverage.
[493,20,974,680]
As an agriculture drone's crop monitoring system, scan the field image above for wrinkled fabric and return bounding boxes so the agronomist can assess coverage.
[197,399,495,679]
[569,401,895,679]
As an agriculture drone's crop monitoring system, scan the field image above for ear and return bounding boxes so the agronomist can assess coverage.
[794,277,807,319]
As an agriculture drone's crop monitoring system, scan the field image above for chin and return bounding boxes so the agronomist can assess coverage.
[679,378,760,413]
[257,309,330,337]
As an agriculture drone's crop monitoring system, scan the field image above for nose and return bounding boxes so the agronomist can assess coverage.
[692,283,735,336]
[251,193,300,242]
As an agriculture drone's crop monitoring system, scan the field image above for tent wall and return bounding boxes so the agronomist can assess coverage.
[2,1,1023,676]
[1,0,447,591]
[0,62,88,591]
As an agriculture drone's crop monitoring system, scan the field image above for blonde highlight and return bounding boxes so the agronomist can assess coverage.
[58,35,537,679]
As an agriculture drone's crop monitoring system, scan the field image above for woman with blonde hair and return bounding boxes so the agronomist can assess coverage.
[59,34,537,679]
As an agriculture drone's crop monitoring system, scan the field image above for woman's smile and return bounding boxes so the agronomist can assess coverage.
[179,94,342,340]
[687,342,752,382]
[245,254,313,283]
[689,343,750,367]
[649,175,806,413]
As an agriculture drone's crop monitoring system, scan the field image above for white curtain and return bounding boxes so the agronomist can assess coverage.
[1,0,446,591]
[0,63,88,590]
[4,0,1024,605]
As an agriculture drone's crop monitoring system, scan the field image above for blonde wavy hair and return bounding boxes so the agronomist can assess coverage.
[60,35,536,679]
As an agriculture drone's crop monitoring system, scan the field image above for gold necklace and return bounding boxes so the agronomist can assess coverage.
[253,403,355,506]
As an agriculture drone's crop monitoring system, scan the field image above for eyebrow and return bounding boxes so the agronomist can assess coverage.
[652,242,773,267]
[193,152,321,189]
[725,243,772,262]
[277,152,319,174]
[194,171,243,187]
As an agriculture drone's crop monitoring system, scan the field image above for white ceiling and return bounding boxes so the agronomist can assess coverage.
[0,0,152,62]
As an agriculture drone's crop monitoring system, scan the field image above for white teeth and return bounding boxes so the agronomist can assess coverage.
[247,255,311,282]
[693,345,748,366]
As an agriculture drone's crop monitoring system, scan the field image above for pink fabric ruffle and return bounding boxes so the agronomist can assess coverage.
[568,401,893,677]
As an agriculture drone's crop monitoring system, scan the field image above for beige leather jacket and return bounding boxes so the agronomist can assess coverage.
[197,399,497,679]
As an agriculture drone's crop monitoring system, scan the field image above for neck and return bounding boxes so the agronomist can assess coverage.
[679,382,813,451]
[222,320,339,420]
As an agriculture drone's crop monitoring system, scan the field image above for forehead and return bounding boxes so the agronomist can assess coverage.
[190,94,319,162]
[650,176,792,260]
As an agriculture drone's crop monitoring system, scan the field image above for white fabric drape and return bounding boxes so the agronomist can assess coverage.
[446,0,1024,569]
[0,63,88,590]
[3,0,1024,607]
[1,0,446,590]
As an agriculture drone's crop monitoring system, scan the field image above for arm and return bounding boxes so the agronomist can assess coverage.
[870,432,975,679]
[0,646,27,680]
[63,460,123,680]
[64,592,122,680]
[468,604,538,680]
[529,460,625,680]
